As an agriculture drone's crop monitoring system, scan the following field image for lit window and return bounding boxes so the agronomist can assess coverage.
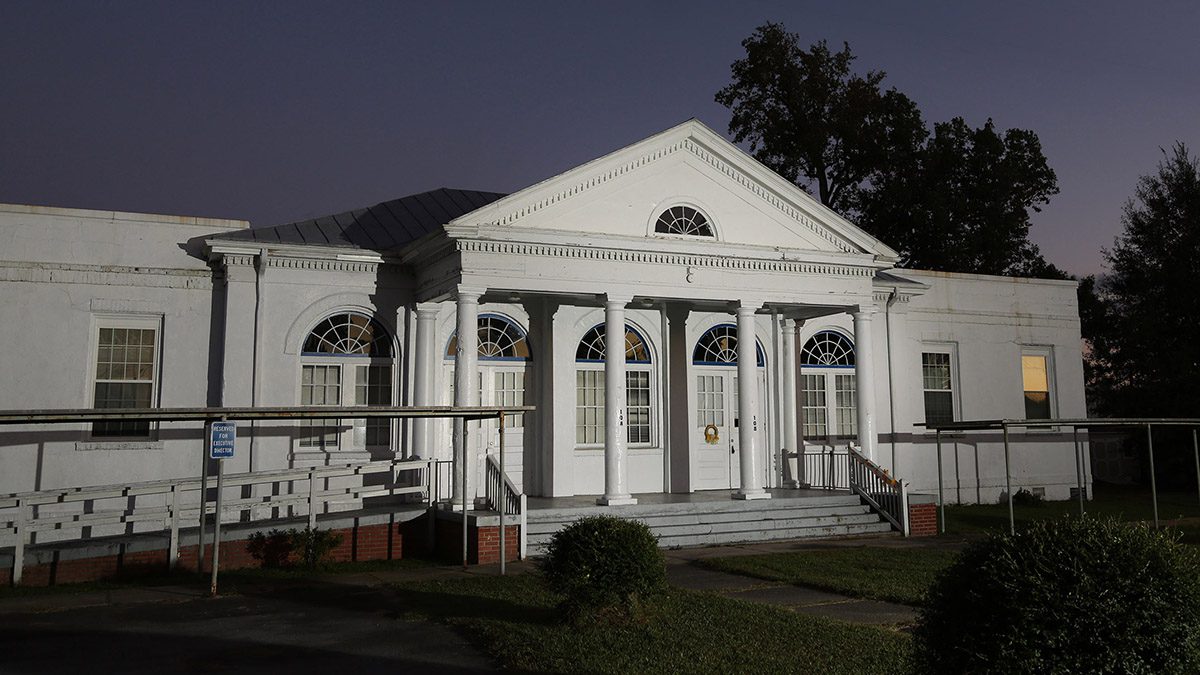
[575,323,654,445]
[91,319,159,438]
[446,314,531,361]
[800,331,855,440]
[299,312,395,450]
[1022,352,1052,419]
[922,352,955,426]
[692,324,766,366]
[654,205,714,237]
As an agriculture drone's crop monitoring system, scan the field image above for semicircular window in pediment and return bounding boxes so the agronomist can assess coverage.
[655,205,714,237]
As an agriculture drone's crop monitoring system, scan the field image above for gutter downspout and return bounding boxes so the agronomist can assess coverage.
[251,248,266,477]
[885,288,899,473]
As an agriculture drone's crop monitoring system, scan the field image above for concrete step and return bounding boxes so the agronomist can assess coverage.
[524,504,873,535]
[525,510,883,546]
[526,493,863,522]
[526,520,895,557]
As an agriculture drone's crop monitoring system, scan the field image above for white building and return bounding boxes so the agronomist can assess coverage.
[0,120,1088,507]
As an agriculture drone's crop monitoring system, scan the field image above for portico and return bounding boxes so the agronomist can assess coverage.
[399,121,898,503]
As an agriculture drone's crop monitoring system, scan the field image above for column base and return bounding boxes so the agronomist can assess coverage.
[596,495,638,506]
[732,490,771,501]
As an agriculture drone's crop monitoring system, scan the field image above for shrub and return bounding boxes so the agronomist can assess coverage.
[245,526,343,569]
[539,515,666,620]
[913,517,1200,674]
[1010,487,1044,507]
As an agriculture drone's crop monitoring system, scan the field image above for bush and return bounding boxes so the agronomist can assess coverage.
[1011,487,1044,507]
[539,515,666,620]
[913,517,1200,674]
[246,527,343,569]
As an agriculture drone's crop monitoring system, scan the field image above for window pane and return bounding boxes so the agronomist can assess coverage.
[924,391,954,425]
[93,325,157,438]
[1025,392,1051,420]
[576,369,604,445]
[1022,355,1048,393]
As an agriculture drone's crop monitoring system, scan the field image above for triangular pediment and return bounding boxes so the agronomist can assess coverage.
[448,119,898,260]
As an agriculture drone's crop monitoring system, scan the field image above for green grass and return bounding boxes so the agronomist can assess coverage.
[699,547,958,606]
[392,574,911,674]
[942,483,1200,540]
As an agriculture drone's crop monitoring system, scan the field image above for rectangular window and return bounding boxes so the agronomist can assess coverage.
[301,364,341,448]
[626,371,652,444]
[92,322,159,438]
[922,352,955,425]
[575,370,605,444]
[801,373,827,438]
[1022,353,1052,419]
[354,364,392,447]
[834,373,857,437]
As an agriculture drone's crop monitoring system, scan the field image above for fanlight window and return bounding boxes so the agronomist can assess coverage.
[801,331,855,367]
[655,205,714,237]
[446,314,531,361]
[303,313,392,357]
[575,324,652,363]
[692,324,766,367]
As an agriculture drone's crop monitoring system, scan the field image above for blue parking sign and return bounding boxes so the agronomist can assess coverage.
[210,421,236,459]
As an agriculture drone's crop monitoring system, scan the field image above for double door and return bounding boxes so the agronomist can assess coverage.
[694,370,767,490]
[444,365,527,491]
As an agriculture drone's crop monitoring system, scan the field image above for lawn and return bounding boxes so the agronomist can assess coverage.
[942,483,1200,541]
[392,573,911,674]
[698,547,957,606]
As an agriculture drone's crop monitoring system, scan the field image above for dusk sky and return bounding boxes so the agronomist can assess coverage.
[2,1,1197,277]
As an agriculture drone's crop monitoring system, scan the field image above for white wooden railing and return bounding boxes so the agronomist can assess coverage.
[802,447,850,489]
[484,453,527,559]
[0,457,436,585]
[847,444,910,536]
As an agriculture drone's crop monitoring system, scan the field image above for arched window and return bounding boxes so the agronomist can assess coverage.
[575,323,655,445]
[801,331,855,367]
[655,205,714,237]
[445,314,530,361]
[800,330,856,440]
[299,312,395,451]
[692,324,766,367]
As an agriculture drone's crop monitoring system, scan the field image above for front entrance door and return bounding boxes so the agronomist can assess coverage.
[694,371,768,490]
[444,365,528,492]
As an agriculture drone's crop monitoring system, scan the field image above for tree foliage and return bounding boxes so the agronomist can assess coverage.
[1085,144,1200,417]
[716,22,1064,278]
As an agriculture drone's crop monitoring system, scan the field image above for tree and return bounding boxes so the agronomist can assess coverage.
[855,118,1063,277]
[1086,144,1200,417]
[716,23,1065,278]
[715,24,925,214]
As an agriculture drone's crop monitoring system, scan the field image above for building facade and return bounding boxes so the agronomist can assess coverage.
[0,120,1088,505]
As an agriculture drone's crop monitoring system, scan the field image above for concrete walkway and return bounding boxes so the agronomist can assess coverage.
[659,535,965,626]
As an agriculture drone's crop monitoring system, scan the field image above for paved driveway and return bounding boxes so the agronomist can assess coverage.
[0,581,495,675]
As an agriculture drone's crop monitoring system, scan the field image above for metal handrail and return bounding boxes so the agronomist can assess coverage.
[847,444,909,536]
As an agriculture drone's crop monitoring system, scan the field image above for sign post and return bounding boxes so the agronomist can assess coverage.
[208,420,235,596]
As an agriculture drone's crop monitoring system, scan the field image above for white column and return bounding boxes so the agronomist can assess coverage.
[598,295,637,505]
[853,306,879,461]
[411,303,439,460]
[452,289,481,505]
[782,318,800,487]
[734,302,770,500]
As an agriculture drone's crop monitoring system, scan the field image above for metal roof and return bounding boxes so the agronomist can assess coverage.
[210,188,507,252]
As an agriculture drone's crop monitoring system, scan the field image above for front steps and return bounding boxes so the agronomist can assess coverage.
[525,493,894,557]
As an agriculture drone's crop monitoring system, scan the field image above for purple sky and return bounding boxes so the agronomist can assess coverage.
[2,1,1197,277]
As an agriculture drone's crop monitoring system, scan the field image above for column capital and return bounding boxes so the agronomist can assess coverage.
[413,302,441,320]
[602,292,634,306]
[736,301,762,317]
[853,304,879,317]
[455,286,485,302]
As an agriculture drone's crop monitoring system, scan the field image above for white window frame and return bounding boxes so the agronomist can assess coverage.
[1019,346,1056,420]
[87,314,162,441]
[799,330,856,442]
[920,343,960,427]
[574,364,657,449]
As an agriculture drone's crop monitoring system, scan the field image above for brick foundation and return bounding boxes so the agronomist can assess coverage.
[908,501,939,537]
[7,521,404,587]
[432,517,520,565]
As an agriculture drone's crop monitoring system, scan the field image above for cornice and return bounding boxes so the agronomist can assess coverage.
[485,136,859,255]
[455,239,875,278]
[0,260,213,289]
[264,256,380,274]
